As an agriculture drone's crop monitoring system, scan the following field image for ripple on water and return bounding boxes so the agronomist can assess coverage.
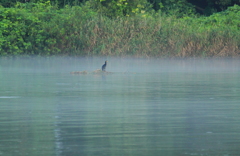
[0,96,20,99]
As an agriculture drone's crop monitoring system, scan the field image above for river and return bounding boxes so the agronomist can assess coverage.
[0,57,240,156]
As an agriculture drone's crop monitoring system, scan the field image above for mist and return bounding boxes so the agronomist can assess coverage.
[0,56,240,156]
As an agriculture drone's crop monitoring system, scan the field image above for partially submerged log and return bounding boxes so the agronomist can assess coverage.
[70,71,88,74]
[70,69,113,75]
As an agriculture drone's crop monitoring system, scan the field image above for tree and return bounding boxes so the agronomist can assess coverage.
[187,0,240,15]
[148,0,196,16]
[85,0,151,17]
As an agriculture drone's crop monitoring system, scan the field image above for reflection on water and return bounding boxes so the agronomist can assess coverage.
[0,57,240,156]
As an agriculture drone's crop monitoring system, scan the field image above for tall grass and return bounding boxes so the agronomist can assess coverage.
[0,2,240,57]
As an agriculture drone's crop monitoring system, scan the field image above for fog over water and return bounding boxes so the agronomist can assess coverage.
[0,57,240,156]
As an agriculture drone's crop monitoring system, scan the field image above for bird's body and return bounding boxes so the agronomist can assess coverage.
[102,61,107,71]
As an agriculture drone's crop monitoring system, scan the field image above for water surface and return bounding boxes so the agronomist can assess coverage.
[0,57,240,156]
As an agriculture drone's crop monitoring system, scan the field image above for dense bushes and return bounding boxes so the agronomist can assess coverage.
[0,2,240,57]
[0,2,57,55]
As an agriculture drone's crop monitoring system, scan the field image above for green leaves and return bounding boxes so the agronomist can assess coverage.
[86,0,152,17]
[0,1,239,56]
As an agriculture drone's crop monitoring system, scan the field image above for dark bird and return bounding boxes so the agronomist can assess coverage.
[102,61,107,71]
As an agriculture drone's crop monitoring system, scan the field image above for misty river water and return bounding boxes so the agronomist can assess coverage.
[0,57,240,156]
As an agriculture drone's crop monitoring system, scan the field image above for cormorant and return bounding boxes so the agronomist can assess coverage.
[102,61,107,71]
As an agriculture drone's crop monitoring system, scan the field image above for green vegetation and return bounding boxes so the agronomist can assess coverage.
[0,1,240,57]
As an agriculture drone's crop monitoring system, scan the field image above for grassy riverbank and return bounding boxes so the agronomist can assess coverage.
[0,2,240,57]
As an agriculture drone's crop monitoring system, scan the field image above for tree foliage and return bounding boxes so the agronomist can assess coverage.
[1,0,240,15]
[0,1,239,56]
[85,0,152,17]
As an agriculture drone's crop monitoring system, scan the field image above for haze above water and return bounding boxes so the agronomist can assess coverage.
[0,57,240,156]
